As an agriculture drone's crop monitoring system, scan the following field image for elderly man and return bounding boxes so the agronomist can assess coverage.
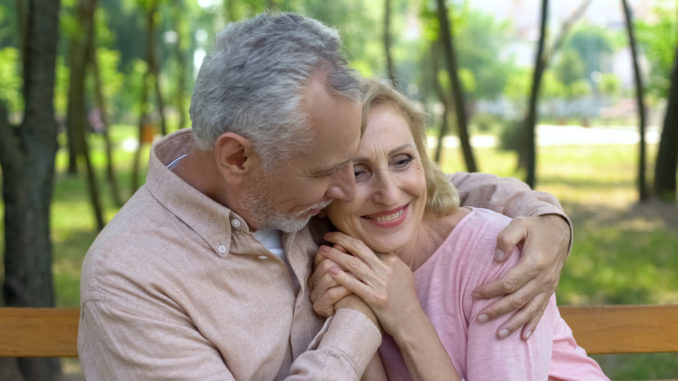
[78,13,570,380]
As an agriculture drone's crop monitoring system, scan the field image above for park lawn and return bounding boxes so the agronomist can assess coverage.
[1,128,677,379]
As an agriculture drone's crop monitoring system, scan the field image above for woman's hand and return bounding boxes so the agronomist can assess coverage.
[315,232,461,381]
[312,231,423,335]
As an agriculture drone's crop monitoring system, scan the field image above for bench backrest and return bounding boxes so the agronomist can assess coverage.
[0,305,677,357]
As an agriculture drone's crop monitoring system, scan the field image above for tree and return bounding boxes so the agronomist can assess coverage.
[131,0,166,192]
[383,0,398,88]
[435,0,477,172]
[523,0,548,187]
[90,8,124,208]
[171,0,189,132]
[0,0,62,379]
[562,22,614,86]
[635,1,678,98]
[621,0,648,201]
[65,0,106,229]
[654,44,678,201]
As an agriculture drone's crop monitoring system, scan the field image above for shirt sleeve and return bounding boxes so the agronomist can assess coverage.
[449,171,573,251]
[79,300,381,381]
[78,300,237,381]
[288,308,382,380]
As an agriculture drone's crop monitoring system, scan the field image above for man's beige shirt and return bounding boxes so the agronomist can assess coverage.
[78,130,381,380]
[78,129,570,380]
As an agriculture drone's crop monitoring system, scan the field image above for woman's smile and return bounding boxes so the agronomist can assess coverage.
[363,203,409,228]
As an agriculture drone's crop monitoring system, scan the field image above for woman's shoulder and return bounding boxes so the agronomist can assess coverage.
[452,207,512,239]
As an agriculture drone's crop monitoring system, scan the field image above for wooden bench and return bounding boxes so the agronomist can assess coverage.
[0,304,677,357]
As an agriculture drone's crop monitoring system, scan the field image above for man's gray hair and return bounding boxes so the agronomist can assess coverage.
[189,13,361,169]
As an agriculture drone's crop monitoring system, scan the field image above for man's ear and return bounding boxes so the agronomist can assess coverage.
[214,132,259,182]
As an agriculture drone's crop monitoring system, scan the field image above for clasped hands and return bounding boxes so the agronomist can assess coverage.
[308,214,571,339]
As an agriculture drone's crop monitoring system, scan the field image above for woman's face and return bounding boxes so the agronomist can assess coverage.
[325,102,427,254]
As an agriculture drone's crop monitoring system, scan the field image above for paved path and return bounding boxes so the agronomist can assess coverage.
[429,124,661,148]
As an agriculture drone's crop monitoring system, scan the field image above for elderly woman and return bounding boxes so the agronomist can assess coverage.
[309,79,608,380]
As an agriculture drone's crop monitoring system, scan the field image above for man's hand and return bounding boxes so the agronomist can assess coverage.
[472,214,571,340]
[309,245,352,317]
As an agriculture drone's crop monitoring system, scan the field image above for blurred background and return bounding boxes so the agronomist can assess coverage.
[1,0,677,379]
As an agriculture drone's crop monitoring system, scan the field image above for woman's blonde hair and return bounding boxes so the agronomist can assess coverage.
[360,78,459,215]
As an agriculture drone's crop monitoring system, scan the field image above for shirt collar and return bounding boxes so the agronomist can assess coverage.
[145,129,249,257]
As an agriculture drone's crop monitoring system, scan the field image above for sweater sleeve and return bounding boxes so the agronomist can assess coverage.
[449,171,573,251]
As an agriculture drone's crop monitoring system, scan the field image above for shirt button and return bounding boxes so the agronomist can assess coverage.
[258,255,267,260]
[231,219,241,228]
[217,245,227,254]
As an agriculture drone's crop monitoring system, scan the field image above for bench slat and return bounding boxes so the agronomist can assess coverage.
[560,304,678,354]
[0,308,79,357]
[1,305,677,358]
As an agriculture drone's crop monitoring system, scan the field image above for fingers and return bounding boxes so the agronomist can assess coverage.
[324,232,381,267]
[495,217,528,262]
[472,253,536,300]
[492,292,548,340]
[312,285,351,317]
[308,256,340,292]
[318,244,374,284]
[520,300,547,340]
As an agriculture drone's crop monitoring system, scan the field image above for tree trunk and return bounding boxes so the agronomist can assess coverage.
[523,0,549,188]
[383,0,397,88]
[89,4,124,208]
[545,0,592,63]
[0,0,62,379]
[131,2,159,193]
[173,2,188,132]
[654,45,678,201]
[430,42,449,164]
[435,0,477,172]
[147,2,167,136]
[132,72,151,193]
[66,0,105,230]
[621,0,648,201]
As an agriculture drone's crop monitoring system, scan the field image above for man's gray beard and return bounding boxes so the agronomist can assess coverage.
[241,177,311,233]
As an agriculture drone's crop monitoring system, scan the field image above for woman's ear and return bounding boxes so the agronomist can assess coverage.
[214,132,259,183]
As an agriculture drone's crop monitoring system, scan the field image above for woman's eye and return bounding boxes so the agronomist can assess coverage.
[392,154,413,168]
[353,165,368,180]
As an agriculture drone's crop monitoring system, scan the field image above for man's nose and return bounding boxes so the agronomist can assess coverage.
[326,163,356,202]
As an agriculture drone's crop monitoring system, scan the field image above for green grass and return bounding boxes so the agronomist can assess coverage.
[2,127,677,379]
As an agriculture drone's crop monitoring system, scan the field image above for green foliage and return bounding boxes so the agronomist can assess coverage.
[0,2,19,47]
[598,72,621,98]
[563,22,616,81]
[54,57,70,118]
[635,1,678,98]
[497,119,523,152]
[553,49,590,99]
[454,8,516,101]
[95,48,125,116]
[0,47,23,113]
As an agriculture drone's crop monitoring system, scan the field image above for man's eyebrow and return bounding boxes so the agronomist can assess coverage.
[309,158,353,176]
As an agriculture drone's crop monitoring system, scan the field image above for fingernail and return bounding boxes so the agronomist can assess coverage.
[477,314,488,323]
[498,329,509,339]
[494,249,505,261]
[523,330,532,339]
[319,245,329,253]
[329,267,341,276]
